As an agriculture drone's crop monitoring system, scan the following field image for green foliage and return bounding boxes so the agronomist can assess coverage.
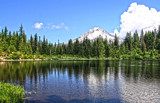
[8,45,16,53]
[133,30,140,48]
[0,82,24,103]
[114,34,119,49]
[156,39,160,52]
[67,39,73,54]
[121,54,129,59]
[130,51,143,60]
[1,25,160,60]
[144,32,154,50]
[143,52,151,59]
[33,33,38,53]
[97,37,105,58]
[1,40,8,52]
[11,52,21,59]
[74,39,80,55]
[104,39,110,57]
[124,32,133,51]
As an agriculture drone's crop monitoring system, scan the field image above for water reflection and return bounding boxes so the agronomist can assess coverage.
[0,60,160,102]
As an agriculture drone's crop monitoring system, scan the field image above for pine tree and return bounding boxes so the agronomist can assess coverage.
[8,45,16,54]
[140,29,144,48]
[59,46,63,55]
[0,41,3,54]
[19,24,23,36]
[67,39,73,54]
[56,40,60,54]
[133,30,139,48]
[42,36,47,54]
[73,39,80,55]
[52,43,56,55]
[83,38,91,58]
[142,40,146,53]
[86,39,91,58]
[114,34,119,49]
[152,31,156,50]
[62,43,67,54]
[8,31,12,40]
[1,29,4,34]
[30,35,34,53]
[4,26,8,38]
[10,34,17,46]
[156,39,160,53]
[34,33,38,54]
[124,32,133,51]
[92,39,98,57]
[19,40,27,54]
[16,31,19,50]
[35,46,40,56]
[38,36,42,54]
[77,42,83,57]
[2,40,8,52]
[22,33,27,44]
[27,42,33,54]
[157,26,160,39]
[97,37,105,58]
[45,39,49,55]
[103,39,109,57]
[144,32,154,50]
[120,44,125,55]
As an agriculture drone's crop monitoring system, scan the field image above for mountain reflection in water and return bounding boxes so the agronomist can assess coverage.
[0,60,160,103]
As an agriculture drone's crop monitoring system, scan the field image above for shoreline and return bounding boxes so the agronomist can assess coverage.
[0,58,158,62]
[0,58,112,62]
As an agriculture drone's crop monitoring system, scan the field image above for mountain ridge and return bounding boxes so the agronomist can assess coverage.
[64,27,123,44]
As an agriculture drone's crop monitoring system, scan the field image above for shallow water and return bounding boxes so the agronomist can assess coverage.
[0,60,160,103]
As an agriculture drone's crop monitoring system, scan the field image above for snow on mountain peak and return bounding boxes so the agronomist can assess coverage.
[73,27,123,43]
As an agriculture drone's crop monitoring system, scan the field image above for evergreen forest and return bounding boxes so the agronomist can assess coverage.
[1,25,160,60]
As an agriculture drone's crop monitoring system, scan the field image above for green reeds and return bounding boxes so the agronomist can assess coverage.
[0,82,25,103]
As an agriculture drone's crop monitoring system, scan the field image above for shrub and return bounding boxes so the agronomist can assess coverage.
[0,82,25,103]
[155,54,160,59]
[121,54,129,59]
[23,54,28,59]
[39,55,45,59]
[143,54,150,59]
[134,53,143,60]
[11,53,21,59]
[7,45,17,53]
[27,54,33,59]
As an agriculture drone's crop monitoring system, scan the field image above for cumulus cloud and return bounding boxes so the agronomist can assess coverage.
[51,23,69,31]
[33,22,43,29]
[114,2,160,38]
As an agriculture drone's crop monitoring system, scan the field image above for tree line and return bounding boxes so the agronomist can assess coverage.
[0,25,160,59]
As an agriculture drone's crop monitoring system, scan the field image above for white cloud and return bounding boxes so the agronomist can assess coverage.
[33,22,43,29]
[52,23,69,31]
[34,22,69,31]
[113,2,160,38]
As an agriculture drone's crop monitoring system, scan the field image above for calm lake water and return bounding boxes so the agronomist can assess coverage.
[0,60,160,103]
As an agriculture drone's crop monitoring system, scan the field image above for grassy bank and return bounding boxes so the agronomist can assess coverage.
[0,82,25,103]
[1,52,160,61]
[0,55,159,62]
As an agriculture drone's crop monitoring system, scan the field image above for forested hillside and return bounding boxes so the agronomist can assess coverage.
[0,25,160,60]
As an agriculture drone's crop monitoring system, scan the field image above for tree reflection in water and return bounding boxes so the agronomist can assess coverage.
[0,60,160,102]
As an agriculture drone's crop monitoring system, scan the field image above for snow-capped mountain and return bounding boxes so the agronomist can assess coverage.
[73,27,123,43]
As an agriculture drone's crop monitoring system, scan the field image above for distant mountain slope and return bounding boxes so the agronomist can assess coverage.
[73,27,123,43]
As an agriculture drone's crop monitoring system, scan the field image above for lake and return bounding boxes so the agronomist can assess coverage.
[0,60,160,103]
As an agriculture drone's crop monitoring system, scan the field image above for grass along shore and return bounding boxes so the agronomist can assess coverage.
[0,53,159,61]
[0,82,25,103]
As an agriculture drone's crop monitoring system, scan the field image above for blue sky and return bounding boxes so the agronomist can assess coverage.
[1,0,160,43]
